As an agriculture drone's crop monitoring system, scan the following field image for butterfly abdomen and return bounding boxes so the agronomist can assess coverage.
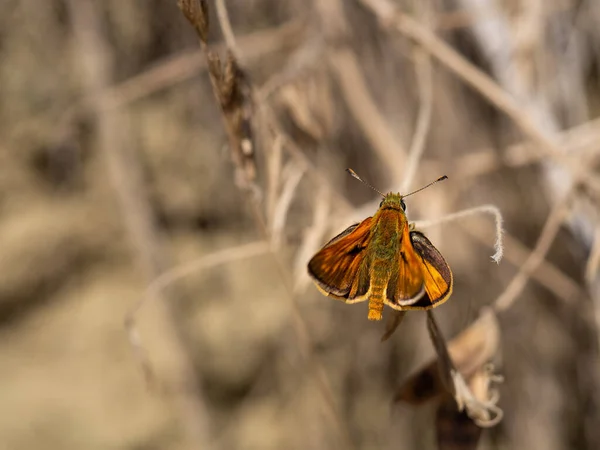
[367,259,391,320]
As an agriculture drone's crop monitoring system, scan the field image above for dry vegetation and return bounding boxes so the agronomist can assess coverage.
[1,0,600,449]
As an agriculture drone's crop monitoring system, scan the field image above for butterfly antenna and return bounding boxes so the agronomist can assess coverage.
[346,168,385,198]
[403,175,448,198]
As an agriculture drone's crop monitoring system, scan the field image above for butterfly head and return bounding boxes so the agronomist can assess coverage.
[379,193,406,212]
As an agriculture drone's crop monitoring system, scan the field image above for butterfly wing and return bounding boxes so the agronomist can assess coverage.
[385,228,426,308]
[308,217,373,301]
[408,231,453,308]
[385,230,452,310]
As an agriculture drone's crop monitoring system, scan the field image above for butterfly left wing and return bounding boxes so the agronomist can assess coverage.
[307,217,373,301]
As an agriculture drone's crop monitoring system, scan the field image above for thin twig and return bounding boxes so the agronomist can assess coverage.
[494,193,572,312]
[256,33,323,103]
[422,116,600,181]
[271,130,353,215]
[414,204,504,263]
[293,188,331,293]
[329,49,407,178]
[271,161,306,248]
[462,222,586,305]
[585,227,600,285]
[125,241,270,382]
[401,50,434,193]
[215,0,241,61]
[318,0,407,179]
[266,134,283,227]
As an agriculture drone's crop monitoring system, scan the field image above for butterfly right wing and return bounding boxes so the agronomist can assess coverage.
[385,226,426,309]
[307,217,373,301]
[386,230,452,309]
[410,231,453,307]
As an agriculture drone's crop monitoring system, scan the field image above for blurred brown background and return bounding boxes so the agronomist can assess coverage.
[1,0,600,449]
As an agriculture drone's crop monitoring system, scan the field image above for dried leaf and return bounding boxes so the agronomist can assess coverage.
[393,361,446,405]
[451,367,503,427]
[448,308,500,379]
[394,310,504,428]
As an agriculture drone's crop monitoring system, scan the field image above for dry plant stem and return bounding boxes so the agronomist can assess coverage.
[67,1,212,448]
[463,223,585,305]
[414,204,504,263]
[270,127,353,215]
[329,50,407,178]
[294,190,331,293]
[318,0,407,178]
[266,135,283,227]
[359,0,600,197]
[256,35,324,103]
[401,50,433,193]
[586,227,600,285]
[418,117,600,201]
[424,115,600,181]
[233,193,355,449]
[426,311,457,395]
[271,162,306,248]
[125,241,271,381]
[247,199,355,450]
[434,3,574,32]
[214,0,241,60]
[181,1,354,447]
[494,193,572,312]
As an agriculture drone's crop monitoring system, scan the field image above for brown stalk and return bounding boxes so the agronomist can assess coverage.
[177,1,354,448]
[401,50,434,193]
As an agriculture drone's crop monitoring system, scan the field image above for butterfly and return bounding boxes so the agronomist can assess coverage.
[308,169,452,321]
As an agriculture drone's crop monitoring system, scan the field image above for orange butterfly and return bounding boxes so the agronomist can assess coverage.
[308,169,452,321]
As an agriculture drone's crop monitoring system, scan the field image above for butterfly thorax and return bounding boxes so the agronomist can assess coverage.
[370,200,408,260]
